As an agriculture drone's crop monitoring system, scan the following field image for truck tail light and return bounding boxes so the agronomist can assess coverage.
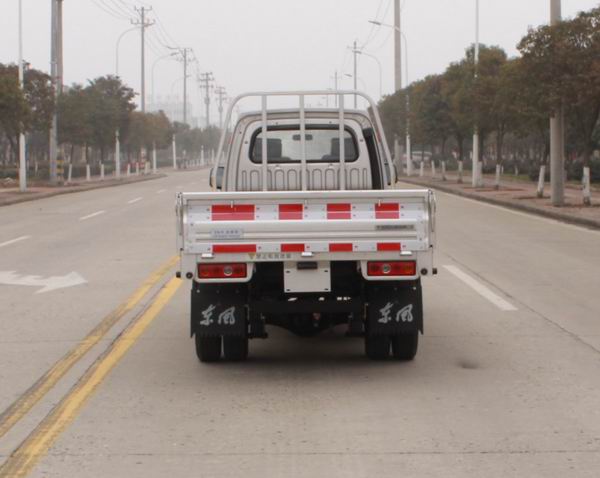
[198,263,247,279]
[367,261,416,277]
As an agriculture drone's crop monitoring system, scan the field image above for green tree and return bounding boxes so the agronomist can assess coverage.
[519,8,600,181]
[0,63,54,158]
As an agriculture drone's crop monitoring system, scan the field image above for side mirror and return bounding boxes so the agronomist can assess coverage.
[215,166,224,190]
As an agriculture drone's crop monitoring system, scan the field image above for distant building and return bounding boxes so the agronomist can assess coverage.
[149,95,201,128]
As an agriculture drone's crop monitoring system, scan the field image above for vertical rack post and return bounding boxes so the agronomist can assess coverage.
[338,94,346,190]
[299,95,307,191]
[261,95,268,191]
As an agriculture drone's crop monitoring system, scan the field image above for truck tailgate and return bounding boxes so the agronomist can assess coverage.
[177,190,435,260]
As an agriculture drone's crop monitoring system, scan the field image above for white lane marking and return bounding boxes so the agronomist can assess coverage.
[128,197,143,204]
[79,210,106,221]
[0,270,87,294]
[156,189,167,194]
[444,265,518,312]
[0,236,31,249]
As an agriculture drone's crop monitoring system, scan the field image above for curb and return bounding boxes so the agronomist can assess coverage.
[402,178,600,231]
[0,174,167,208]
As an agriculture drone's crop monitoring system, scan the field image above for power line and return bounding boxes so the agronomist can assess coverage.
[90,0,129,20]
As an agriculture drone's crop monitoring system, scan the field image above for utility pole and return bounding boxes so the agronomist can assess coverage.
[198,72,214,127]
[132,7,154,113]
[173,48,193,124]
[550,0,565,206]
[394,0,402,92]
[353,40,358,108]
[49,0,63,185]
[472,0,481,188]
[215,86,227,130]
[18,0,26,191]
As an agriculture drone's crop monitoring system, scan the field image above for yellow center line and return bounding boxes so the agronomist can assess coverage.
[0,277,182,478]
[0,255,179,441]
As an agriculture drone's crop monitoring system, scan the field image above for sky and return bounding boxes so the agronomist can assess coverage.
[1,0,599,123]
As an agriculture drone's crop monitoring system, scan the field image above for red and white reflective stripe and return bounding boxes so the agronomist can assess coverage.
[211,204,255,221]
[375,203,401,219]
[206,203,407,222]
[208,242,403,254]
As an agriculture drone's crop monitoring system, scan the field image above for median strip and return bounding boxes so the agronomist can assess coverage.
[0,255,178,441]
[0,277,182,478]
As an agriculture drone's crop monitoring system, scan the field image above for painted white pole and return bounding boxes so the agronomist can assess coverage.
[67,163,72,183]
[126,163,131,177]
[86,164,91,182]
[115,130,121,178]
[582,166,592,206]
[18,0,27,192]
[494,164,501,190]
[152,142,157,174]
[201,146,205,166]
[419,162,424,177]
[458,160,464,183]
[537,165,546,198]
[431,161,436,178]
[100,163,105,180]
[135,162,140,175]
[442,161,447,181]
[172,136,177,170]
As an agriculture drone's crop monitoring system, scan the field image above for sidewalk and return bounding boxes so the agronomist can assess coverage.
[402,172,600,230]
[0,173,166,207]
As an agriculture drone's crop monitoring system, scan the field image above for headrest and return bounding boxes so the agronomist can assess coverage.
[330,137,357,159]
[255,138,283,160]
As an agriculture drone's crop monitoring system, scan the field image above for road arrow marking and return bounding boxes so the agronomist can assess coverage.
[0,236,31,248]
[0,271,87,294]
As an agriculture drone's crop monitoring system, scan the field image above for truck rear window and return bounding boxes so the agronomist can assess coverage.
[250,126,359,164]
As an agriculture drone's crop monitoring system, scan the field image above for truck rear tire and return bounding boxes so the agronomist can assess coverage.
[365,335,391,360]
[223,336,249,361]
[195,336,222,363]
[391,333,419,361]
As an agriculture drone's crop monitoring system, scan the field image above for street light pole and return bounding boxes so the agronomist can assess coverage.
[115,27,137,77]
[151,52,177,107]
[394,0,402,92]
[550,0,565,206]
[472,0,481,188]
[351,48,383,99]
[353,40,358,108]
[18,0,26,192]
[369,19,412,176]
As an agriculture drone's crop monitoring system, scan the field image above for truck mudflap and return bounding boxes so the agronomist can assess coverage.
[366,280,423,335]
[191,283,248,338]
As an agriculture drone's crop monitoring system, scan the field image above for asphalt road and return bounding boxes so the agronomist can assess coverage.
[1,171,600,477]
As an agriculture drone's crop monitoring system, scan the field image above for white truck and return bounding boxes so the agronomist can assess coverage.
[176,91,436,362]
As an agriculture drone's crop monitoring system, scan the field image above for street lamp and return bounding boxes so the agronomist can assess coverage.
[344,73,367,93]
[18,0,26,192]
[472,0,482,188]
[115,26,137,77]
[369,20,412,176]
[349,47,383,99]
[151,52,178,108]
